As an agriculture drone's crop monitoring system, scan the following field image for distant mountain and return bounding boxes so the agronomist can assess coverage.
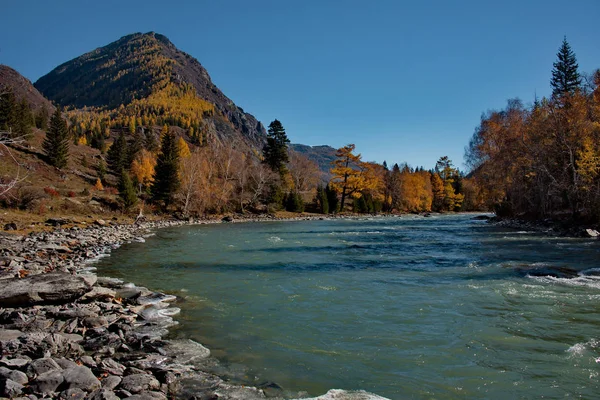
[290,143,337,179]
[0,65,55,113]
[34,32,266,147]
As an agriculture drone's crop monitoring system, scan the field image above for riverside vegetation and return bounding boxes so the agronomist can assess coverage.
[0,32,599,398]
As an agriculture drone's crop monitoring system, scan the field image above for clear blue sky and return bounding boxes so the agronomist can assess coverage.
[2,0,599,170]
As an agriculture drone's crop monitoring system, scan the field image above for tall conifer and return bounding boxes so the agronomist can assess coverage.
[151,130,180,208]
[43,107,70,168]
[107,131,128,174]
[551,37,581,98]
[262,119,290,176]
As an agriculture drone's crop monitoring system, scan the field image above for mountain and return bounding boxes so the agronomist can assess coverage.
[290,143,337,179]
[34,32,266,147]
[0,65,55,113]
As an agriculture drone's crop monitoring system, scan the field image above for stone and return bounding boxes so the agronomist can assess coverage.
[53,357,78,370]
[27,358,62,377]
[79,356,97,368]
[0,367,28,384]
[42,333,85,358]
[0,357,30,369]
[94,220,107,227]
[86,388,120,400]
[81,287,116,302]
[45,218,71,227]
[40,244,72,253]
[101,375,122,390]
[62,366,101,391]
[59,387,87,399]
[0,378,24,397]
[124,391,167,400]
[3,222,17,231]
[83,316,109,328]
[30,370,64,393]
[585,228,599,238]
[99,359,125,376]
[221,216,233,222]
[119,374,160,394]
[0,273,93,307]
[0,328,23,341]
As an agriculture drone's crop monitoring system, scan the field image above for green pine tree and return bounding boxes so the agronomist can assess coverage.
[97,159,107,181]
[118,169,138,210]
[107,131,128,174]
[0,89,17,133]
[551,37,581,98]
[128,128,144,164]
[325,184,339,213]
[262,119,290,176]
[42,107,70,168]
[316,185,329,214]
[145,127,159,152]
[151,130,180,209]
[35,105,49,130]
[15,98,33,137]
[285,191,304,212]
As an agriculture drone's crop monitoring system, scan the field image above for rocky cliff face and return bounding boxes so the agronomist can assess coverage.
[34,32,266,147]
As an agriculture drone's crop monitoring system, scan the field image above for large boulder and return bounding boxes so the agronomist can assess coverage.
[61,366,101,391]
[0,273,93,307]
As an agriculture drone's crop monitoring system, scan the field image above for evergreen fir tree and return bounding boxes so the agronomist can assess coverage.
[0,89,17,133]
[316,185,329,214]
[128,128,144,164]
[118,169,138,210]
[107,131,128,174]
[97,159,107,181]
[42,107,70,168]
[262,119,290,176]
[145,127,159,152]
[285,191,304,212]
[551,37,581,98]
[35,105,49,130]
[325,184,339,213]
[15,98,33,137]
[151,131,180,209]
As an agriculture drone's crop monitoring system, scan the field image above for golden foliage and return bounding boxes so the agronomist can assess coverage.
[130,150,156,188]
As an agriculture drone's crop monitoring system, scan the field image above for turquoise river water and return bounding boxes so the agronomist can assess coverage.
[94,214,600,399]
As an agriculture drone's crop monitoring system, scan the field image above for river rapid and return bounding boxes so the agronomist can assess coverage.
[94,214,600,399]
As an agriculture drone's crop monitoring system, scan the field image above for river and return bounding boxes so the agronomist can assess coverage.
[94,214,600,399]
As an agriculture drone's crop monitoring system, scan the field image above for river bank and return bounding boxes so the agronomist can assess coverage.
[0,214,388,400]
[487,215,600,238]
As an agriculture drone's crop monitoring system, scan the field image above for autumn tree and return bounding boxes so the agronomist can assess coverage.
[263,119,290,176]
[551,37,581,99]
[288,150,321,193]
[130,150,156,190]
[330,144,365,210]
[43,107,70,169]
[151,130,180,208]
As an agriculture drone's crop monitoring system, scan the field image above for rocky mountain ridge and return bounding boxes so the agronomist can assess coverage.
[34,32,266,148]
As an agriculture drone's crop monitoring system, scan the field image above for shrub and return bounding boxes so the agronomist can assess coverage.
[67,191,76,198]
[44,187,60,197]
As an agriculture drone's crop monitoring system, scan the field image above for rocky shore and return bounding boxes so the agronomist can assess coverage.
[0,216,296,400]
